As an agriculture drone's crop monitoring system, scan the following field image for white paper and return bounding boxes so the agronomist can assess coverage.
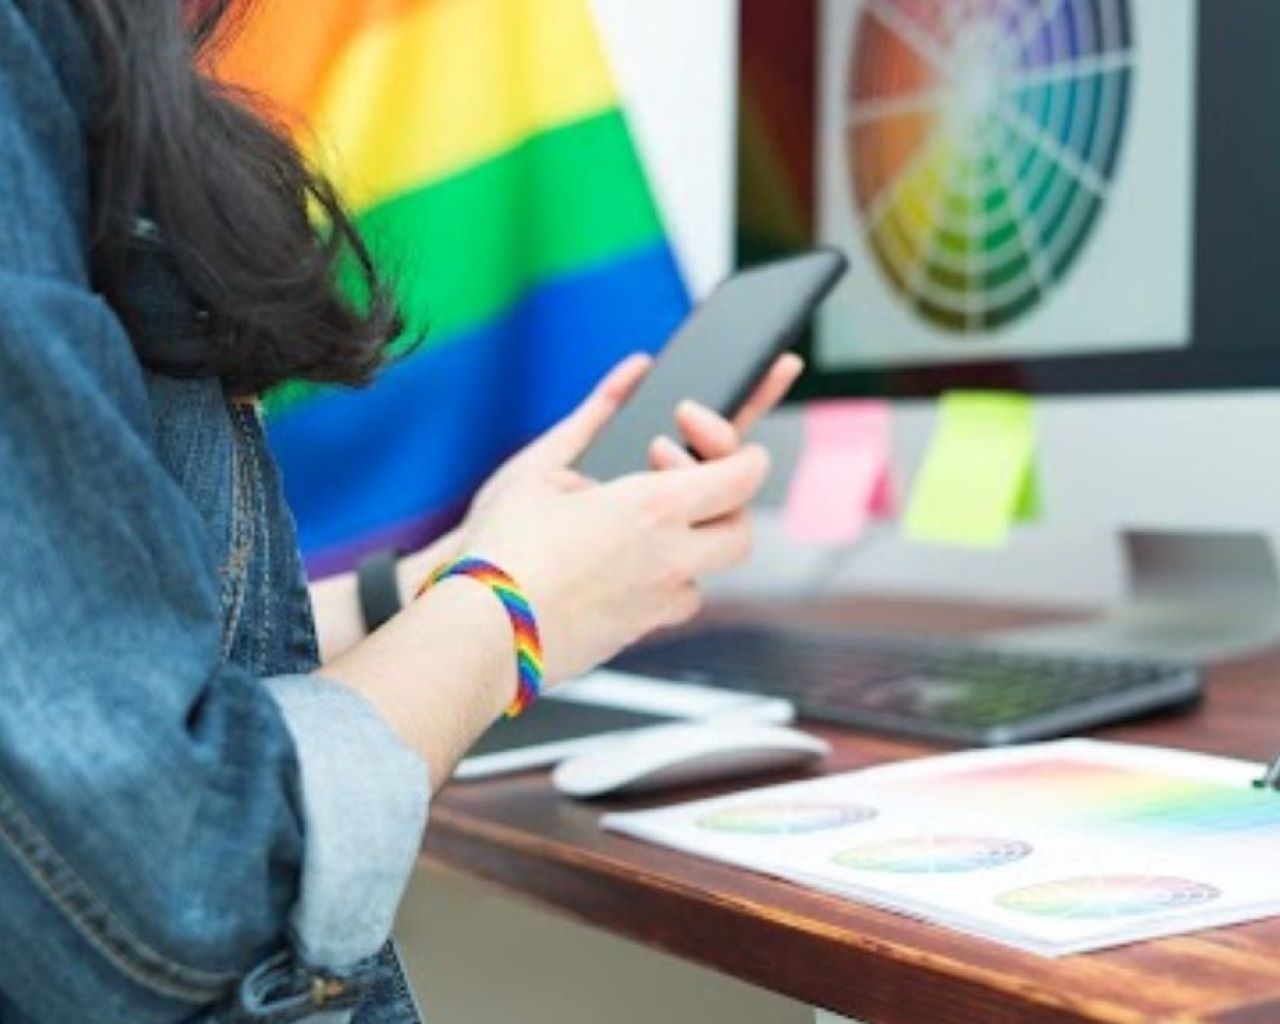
[603,740,1280,956]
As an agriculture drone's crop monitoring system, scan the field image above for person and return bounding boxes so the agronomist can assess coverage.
[0,2,801,1021]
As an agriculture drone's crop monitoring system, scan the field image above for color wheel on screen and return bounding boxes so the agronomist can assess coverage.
[847,0,1134,332]
[996,875,1220,920]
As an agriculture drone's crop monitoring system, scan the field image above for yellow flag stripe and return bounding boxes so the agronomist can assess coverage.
[304,0,619,212]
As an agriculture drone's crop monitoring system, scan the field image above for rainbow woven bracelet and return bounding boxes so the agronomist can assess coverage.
[417,557,545,718]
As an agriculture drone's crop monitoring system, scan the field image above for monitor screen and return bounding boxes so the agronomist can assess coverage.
[737,1,1280,398]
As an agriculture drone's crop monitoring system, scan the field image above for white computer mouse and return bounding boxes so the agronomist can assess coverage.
[551,722,830,799]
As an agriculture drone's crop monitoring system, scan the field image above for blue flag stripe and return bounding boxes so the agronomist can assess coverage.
[268,242,690,566]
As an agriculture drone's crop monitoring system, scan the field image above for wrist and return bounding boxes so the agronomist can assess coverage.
[397,530,462,606]
[404,576,516,723]
[416,556,545,718]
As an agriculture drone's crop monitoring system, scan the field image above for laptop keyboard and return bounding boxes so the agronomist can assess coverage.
[608,623,1202,745]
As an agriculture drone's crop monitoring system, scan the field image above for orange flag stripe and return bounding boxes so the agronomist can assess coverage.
[213,0,429,122]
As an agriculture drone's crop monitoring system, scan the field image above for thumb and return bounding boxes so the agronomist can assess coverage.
[549,467,593,493]
[531,353,652,468]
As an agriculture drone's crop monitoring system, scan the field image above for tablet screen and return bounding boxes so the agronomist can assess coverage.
[468,699,681,757]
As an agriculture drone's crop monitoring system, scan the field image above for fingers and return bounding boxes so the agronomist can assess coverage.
[648,354,803,473]
[659,583,705,629]
[675,400,739,459]
[548,467,593,493]
[732,353,804,435]
[656,516,753,630]
[685,511,754,575]
[594,351,655,405]
[648,434,696,470]
[647,399,736,471]
[526,353,653,468]
[650,396,749,472]
[658,444,771,525]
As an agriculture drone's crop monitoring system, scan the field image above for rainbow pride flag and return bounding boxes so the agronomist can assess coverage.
[217,0,690,575]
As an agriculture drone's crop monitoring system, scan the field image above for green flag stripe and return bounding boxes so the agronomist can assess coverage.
[269,108,665,415]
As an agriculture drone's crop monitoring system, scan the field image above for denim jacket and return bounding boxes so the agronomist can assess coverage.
[0,3,429,1022]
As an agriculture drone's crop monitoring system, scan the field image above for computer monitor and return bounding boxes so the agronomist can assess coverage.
[736,1,1280,659]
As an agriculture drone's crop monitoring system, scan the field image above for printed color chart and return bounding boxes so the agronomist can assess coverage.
[901,757,1280,837]
[606,740,1280,956]
[996,876,1221,920]
[699,803,878,835]
[834,836,1034,874]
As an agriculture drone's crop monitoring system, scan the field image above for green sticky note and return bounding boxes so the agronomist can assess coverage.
[904,391,1041,548]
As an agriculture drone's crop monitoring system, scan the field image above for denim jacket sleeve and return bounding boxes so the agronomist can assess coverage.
[0,5,428,1022]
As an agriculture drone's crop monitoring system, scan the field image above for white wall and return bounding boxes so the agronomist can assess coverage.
[591,0,738,299]
[591,0,1280,610]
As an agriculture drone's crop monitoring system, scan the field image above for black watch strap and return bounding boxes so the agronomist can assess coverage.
[356,548,403,633]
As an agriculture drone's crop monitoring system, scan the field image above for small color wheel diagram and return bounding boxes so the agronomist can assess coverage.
[847,0,1134,332]
[833,836,1034,873]
[697,802,878,835]
[996,875,1221,919]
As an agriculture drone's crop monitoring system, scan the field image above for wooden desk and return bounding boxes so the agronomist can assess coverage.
[420,598,1280,1024]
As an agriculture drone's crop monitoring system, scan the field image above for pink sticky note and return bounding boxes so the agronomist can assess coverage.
[784,400,897,544]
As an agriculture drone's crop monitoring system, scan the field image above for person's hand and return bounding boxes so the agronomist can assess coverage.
[451,350,803,684]
[334,354,802,779]
[453,444,771,686]
[397,354,655,592]
[468,353,653,514]
[401,348,798,686]
[473,350,803,507]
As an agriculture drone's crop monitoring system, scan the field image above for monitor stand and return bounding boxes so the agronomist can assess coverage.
[990,530,1280,664]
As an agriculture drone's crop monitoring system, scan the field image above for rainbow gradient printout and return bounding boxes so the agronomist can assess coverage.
[603,740,1280,956]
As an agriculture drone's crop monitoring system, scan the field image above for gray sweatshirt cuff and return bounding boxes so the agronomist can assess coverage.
[264,674,430,968]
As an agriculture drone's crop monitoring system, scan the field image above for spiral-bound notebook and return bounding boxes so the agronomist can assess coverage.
[604,740,1280,957]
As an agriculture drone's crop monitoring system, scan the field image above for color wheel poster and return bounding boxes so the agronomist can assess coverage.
[815,0,1197,369]
[605,740,1280,956]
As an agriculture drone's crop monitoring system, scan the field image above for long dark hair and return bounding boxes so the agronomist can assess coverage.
[74,0,400,396]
